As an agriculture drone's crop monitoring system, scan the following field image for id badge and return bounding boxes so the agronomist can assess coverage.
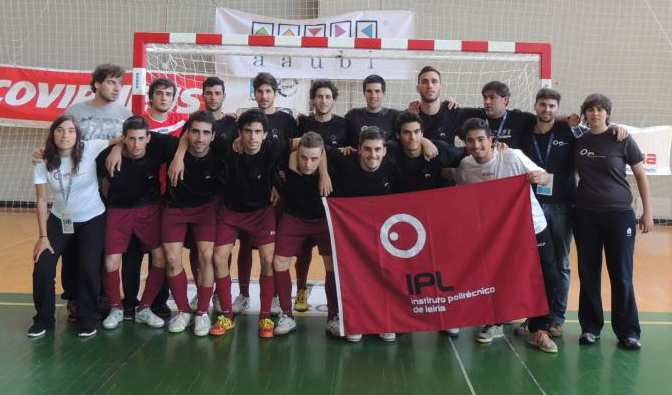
[61,211,74,234]
[536,173,554,196]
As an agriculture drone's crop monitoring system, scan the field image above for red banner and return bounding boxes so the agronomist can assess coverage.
[324,175,548,335]
[0,65,206,125]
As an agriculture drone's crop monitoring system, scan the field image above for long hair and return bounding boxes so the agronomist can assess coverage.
[43,115,84,174]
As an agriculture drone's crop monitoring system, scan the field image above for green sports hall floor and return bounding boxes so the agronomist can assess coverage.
[1,293,671,395]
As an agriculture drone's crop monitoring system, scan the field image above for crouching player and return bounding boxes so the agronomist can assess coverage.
[272,132,339,336]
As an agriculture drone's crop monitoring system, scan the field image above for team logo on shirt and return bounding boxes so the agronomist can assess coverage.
[552,140,568,147]
[626,227,632,237]
[380,214,427,259]
[579,148,605,158]
[271,128,280,140]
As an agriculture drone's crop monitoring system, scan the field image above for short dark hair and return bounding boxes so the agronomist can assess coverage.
[183,111,215,134]
[237,109,269,132]
[459,117,491,140]
[253,72,278,92]
[362,74,386,93]
[535,88,561,104]
[309,80,338,100]
[202,76,225,94]
[148,78,177,100]
[90,64,124,93]
[122,116,149,136]
[580,93,612,121]
[417,66,441,83]
[395,111,423,136]
[299,131,324,150]
[359,126,385,147]
[481,81,510,98]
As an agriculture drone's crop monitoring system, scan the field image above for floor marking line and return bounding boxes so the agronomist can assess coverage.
[503,336,547,395]
[448,337,477,395]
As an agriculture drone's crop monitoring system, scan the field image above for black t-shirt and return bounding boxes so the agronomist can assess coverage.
[574,131,643,211]
[96,132,176,208]
[282,168,324,219]
[458,108,536,149]
[213,115,239,144]
[327,148,397,197]
[419,104,462,146]
[267,110,298,142]
[165,141,225,208]
[345,107,399,147]
[221,138,288,212]
[521,120,577,204]
[392,140,463,193]
[297,114,349,148]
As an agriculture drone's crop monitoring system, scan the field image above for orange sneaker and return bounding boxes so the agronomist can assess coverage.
[259,318,275,338]
[209,315,235,336]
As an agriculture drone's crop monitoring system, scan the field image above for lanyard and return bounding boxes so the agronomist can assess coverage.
[55,168,73,206]
[532,132,555,168]
[487,111,508,138]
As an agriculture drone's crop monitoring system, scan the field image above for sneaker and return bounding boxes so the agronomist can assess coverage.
[259,318,275,338]
[379,332,396,342]
[168,312,192,333]
[123,307,135,321]
[193,313,211,337]
[271,296,282,316]
[274,314,297,336]
[232,295,250,314]
[549,323,563,338]
[67,300,78,323]
[78,326,97,337]
[102,308,124,330]
[135,307,165,328]
[213,294,222,314]
[326,317,341,337]
[27,323,47,338]
[527,330,558,353]
[210,315,235,336]
[579,332,600,345]
[475,324,504,344]
[346,333,363,343]
[514,320,529,336]
[151,304,172,319]
[444,328,460,338]
[618,337,641,350]
[294,288,309,312]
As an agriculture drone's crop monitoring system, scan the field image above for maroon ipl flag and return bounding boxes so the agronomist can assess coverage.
[323,175,549,335]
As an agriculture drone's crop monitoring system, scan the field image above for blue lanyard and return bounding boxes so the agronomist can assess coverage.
[532,132,554,168]
[486,111,508,138]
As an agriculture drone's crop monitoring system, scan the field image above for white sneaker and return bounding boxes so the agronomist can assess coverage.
[444,328,460,338]
[232,295,250,314]
[379,332,396,342]
[213,293,222,314]
[168,312,192,333]
[135,307,165,328]
[274,314,297,336]
[475,324,504,343]
[326,317,341,337]
[271,296,282,316]
[102,308,124,330]
[346,333,363,343]
[193,313,211,337]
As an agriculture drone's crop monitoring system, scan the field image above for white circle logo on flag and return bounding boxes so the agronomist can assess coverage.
[380,214,427,259]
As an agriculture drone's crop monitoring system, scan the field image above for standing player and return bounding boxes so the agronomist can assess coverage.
[272,132,339,336]
[98,116,172,330]
[144,78,187,136]
[414,66,462,146]
[345,74,399,146]
[210,109,287,338]
[455,118,560,353]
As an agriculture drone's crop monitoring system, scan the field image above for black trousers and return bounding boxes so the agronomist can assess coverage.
[33,213,105,329]
[574,208,640,340]
[528,228,561,333]
[121,236,169,310]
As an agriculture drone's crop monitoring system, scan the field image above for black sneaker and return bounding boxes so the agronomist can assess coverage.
[67,300,78,323]
[618,337,641,350]
[78,326,97,338]
[579,332,600,345]
[151,304,172,319]
[27,323,47,338]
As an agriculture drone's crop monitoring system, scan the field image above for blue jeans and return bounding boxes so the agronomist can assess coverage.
[541,202,573,325]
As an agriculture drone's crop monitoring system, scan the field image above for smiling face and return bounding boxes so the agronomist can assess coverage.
[364,82,384,112]
[359,138,386,172]
[464,128,494,164]
[313,87,335,117]
[534,98,559,123]
[417,70,441,103]
[254,84,277,112]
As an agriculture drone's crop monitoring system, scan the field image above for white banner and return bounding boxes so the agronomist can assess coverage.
[215,8,415,80]
[626,125,672,175]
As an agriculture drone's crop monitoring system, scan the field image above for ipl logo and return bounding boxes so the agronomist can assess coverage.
[380,214,427,259]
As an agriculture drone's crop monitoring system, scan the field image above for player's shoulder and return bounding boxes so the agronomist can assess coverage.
[345,107,366,118]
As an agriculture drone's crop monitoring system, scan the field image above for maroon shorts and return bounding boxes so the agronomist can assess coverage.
[105,204,162,254]
[216,205,276,247]
[161,200,216,243]
[275,213,331,257]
